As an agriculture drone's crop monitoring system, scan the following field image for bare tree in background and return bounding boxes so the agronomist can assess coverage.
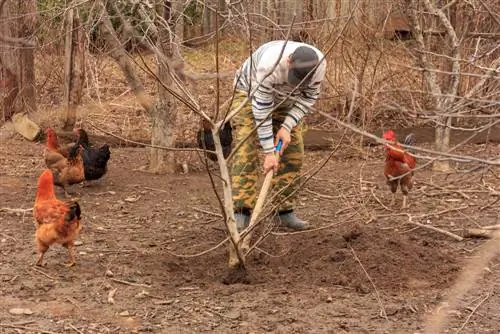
[406,0,499,171]
[97,0,183,173]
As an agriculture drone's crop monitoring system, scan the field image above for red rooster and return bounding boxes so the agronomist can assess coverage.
[383,130,416,209]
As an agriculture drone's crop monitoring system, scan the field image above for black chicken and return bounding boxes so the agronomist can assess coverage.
[74,128,111,181]
[197,119,233,162]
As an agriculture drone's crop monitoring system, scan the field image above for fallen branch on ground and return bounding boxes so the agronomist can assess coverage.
[409,220,464,241]
[463,228,497,239]
[110,278,151,288]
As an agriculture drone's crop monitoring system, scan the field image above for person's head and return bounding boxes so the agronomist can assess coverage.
[287,46,319,86]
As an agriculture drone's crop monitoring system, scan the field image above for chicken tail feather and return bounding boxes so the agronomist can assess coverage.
[404,133,416,153]
[64,202,81,223]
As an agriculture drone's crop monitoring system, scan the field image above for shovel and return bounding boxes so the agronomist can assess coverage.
[240,140,282,254]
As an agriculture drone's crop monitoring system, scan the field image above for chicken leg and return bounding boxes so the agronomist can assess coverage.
[63,241,76,267]
[35,241,48,266]
[401,183,410,209]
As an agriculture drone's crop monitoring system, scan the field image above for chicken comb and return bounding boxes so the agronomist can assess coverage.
[382,130,396,141]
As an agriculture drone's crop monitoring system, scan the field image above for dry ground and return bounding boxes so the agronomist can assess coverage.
[1,133,499,334]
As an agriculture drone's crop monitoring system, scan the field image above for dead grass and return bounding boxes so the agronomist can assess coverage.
[28,36,428,154]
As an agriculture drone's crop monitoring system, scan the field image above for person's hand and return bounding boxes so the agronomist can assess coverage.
[275,127,291,155]
[263,152,279,174]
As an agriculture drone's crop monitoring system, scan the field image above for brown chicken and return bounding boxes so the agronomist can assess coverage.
[383,130,417,209]
[44,128,68,171]
[44,128,78,169]
[33,169,82,267]
[51,145,86,196]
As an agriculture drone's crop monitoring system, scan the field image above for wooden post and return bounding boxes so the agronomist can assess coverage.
[63,6,85,130]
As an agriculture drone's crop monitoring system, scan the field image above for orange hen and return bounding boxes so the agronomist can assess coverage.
[33,169,82,267]
[383,130,416,209]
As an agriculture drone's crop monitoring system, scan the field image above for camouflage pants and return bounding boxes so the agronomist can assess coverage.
[230,91,305,213]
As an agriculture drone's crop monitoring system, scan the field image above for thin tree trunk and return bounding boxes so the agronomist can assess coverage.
[150,0,177,174]
[63,6,85,130]
[17,0,37,114]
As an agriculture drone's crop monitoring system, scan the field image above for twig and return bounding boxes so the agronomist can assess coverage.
[370,187,393,211]
[479,197,499,211]
[68,323,84,334]
[0,207,32,213]
[110,278,151,288]
[142,186,169,193]
[107,288,117,304]
[192,207,223,217]
[31,267,57,280]
[86,121,205,153]
[304,188,339,200]
[316,110,500,167]
[1,233,17,242]
[455,292,491,333]
[0,324,58,334]
[409,220,464,241]
[2,321,35,326]
[349,245,388,320]
[95,249,136,254]
[482,224,500,230]
[420,181,470,199]
[65,297,81,310]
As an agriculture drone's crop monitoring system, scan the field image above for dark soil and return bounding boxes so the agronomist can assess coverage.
[0,135,499,334]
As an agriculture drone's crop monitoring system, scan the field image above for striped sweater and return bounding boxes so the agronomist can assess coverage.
[234,40,326,153]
